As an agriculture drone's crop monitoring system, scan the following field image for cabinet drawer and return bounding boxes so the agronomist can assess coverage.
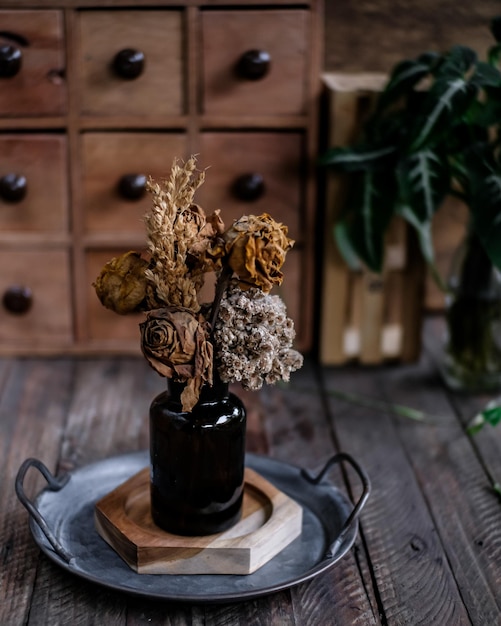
[86,250,144,344]
[79,10,183,117]
[0,249,72,346]
[201,10,308,116]
[82,132,187,236]
[0,135,68,233]
[0,11,66,117]
[197,132,303,241]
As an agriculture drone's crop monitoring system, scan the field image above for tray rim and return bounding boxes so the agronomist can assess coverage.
[26,451,363,603]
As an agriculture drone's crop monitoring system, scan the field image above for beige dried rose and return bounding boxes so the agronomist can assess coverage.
[184,205,225,274]
[93,251,159,315]
[140,307,213,411]
[221,214,294,293]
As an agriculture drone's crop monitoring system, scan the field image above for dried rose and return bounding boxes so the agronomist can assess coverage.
[93,251,159,315]
[140,307,213,411]
[184,205,225,274]
[221,214,294,293]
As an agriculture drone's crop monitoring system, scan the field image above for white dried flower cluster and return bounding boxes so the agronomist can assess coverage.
[213,282,303,390]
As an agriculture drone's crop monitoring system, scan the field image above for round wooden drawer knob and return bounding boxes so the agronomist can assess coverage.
[113,49,145,80]
[0,174,27,203]
[232,173,265,201]
[0,44,22,78]
[236,50,271,80]
[3,285,33,315]
[118,174,147,200]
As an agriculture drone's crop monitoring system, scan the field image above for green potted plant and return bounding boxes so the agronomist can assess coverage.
[320,17,501,392]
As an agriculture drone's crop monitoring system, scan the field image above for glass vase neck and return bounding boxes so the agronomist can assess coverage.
[167,373,229,405]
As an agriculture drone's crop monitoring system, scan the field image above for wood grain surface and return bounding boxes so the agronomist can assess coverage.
[0,11,66,116]
[324,0,499,73]
[95,467,302,575]
[3,318,501,624]
[0,135,68,234]
[201,10,308,116]
[78,10,183,117]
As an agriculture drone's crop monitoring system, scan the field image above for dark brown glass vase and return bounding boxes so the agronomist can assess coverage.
[149,375,246,536]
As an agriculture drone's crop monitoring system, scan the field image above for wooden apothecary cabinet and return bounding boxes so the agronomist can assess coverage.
[0,1,323,355]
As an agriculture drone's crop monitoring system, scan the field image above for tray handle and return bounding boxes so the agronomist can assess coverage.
[15,458,73,563]
[301,452,371,558]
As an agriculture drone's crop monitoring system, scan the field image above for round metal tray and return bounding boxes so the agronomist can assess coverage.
[15,451,370,603]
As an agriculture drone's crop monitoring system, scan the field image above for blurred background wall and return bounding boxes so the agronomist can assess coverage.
[324,0,499,72]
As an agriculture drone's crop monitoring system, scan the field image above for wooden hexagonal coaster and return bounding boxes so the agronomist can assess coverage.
[95,466,303,575]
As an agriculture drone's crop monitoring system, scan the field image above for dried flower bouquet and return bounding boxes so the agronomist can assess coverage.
[94,156,303,411]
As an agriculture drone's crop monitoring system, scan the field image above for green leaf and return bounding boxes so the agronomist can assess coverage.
[397,203,447,291]
[464,95,501,128]
[376,56,435,112]
[364,107,409,146]
[333,221,362,270]
[471,62,501,88]
[397,149,450,222]
[466,412,486,435]
[417,51,441,67]
[409,77,478,151]
[335,171,397,272]
[434,45,478,79]
[482,406,501,427]
[319,144,395,172]
[488,43,501,66]
[400,206,434,264]
[467,404,501,434]
[394,148,449,288]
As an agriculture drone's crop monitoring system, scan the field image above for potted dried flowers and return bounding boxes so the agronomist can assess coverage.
[94,156,303,535]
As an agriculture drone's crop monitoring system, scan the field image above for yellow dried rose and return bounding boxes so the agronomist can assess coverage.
[93,251,159,315]
[140,307,213,411]
[221,214,294,293]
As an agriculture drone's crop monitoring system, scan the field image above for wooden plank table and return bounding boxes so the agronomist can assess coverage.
[2,317,501,625]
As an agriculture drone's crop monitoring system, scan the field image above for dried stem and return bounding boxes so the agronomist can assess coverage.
[208,266,233,331]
